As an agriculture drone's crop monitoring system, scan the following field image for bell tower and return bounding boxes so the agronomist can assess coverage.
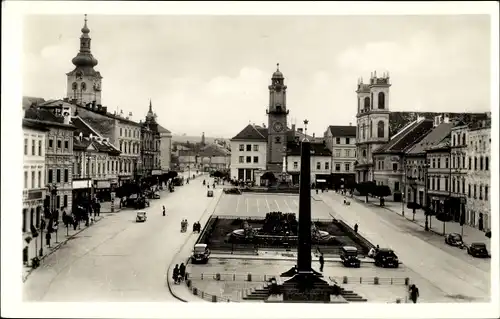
[66,14,103,106]
[266,63,289,169]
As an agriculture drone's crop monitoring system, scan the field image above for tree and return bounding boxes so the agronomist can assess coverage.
[213,170,224,178]
[261,172,277,183]
[355,182,372,203]
[374,185,391,206]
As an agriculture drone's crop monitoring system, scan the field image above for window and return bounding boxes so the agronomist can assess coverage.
[377,121,385,138]
[427,177,430,189]
[48,169,53,183]
[38,140,42,156]
[468,184,471,197]
[432,178,435,190]
[473,184,477,198]
[335,150,341,157]
[325,162,329,170]
[468,157,471,170]
[293,162,298,169]
[474,157,477,170]
[31,171,35,189]
[392,163,398,171]
[246,144,251,152]
[31,139,35,155]
[253,145,259,151]
[49,139,53,148]
[56,169,61,183]
[462,156,465,168]
[98,163,101,174]
[64,140,69,150]
[432,158,436,168]
[449,178,452,192]
[362,150,366,157]
[64,169,68,183]
[479,185,483,200]
[345,138,350,145]
[275,136,281,143]
[437,178,440,191]
[480,156,483,170]
[57,140,62,149]
[437,158,441,169]
[485,186,489,200]
[457,180,460,193]
[316,162,321,170]
[24,171,28,189]
[253,156,258,163]
[378,92,385,109]
[24,139,28,155]
[345,163,350,172]
[107,161,110,172]
[364,97,370,109]
[335,163,341,171]
[462,180,465,194]
[452,135,456,146]
[485,157,489,170]
[246,156,251,163]
[56,196,60,209]
[63,195,68,208]
[239,144,244,151]
[336,138,341,144]
[462,134,466,145]
[394,181,400,191]
[445,157,449,168]
[38,171,41,188]
[345,150,350,157]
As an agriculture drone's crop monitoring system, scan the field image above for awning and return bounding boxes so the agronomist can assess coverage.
[316,179,327,183]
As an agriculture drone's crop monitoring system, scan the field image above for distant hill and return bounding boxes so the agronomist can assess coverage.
[171,134,229,144]
[389,112,489,137]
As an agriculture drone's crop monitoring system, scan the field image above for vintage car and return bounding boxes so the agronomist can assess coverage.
[207,190,214,197]
[136,211,147,223]
[374,248,399,268]
[445,233,464,247]
[152,192,160,199]
[191,244,210,264]
[340,246,361,268]
[467,243,490,258]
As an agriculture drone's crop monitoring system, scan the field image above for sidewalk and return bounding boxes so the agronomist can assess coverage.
[22,215,104,283]
[100,198,122,213]
[350,194,491,249]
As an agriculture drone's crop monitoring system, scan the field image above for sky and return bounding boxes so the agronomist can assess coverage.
[23,14,491,138]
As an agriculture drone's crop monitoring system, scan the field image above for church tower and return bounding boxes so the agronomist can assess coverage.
[266,63,289,170]
[354,71,391,182]
[66,14,103,105]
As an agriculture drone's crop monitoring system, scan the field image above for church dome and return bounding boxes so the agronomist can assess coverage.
[272,63,284,79]
[72,53,98,68]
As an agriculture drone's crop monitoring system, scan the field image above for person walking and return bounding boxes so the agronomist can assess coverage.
[173,264,180,284]
[354,223,359,233]
[45,231,51,248]
[409,284,419,303]
[162,206,166,217]
[179,263,186,281]
[319,253,324,272]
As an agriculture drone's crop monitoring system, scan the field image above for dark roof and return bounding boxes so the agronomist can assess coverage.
[71,117,101,137]
[406,123,453,155]
[199,144,231,157]
[426,137,450,152]
[286,141,332,157]
[328,125,356,137]
[24,108,76,130]
[286,129,314,143]
[157,124,171,134]
[231,124,267,141]
[77,115,115,137]
[22,118,50,131]
[73,136,120,155]
[374,119,434,154]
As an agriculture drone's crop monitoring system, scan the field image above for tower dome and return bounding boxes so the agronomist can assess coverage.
[71,14,98,68]
[272,63,284,79]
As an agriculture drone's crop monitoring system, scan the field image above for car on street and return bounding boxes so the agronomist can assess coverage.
[374,248,399,268]
[136,211,147,223]
[207,190,214,197]
[467,243,490,258]
[191,243,210,264]
[340,246,361,268]
[445,233,465,247]
[152,191,160,199]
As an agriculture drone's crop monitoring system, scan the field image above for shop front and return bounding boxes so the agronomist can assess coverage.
[72,179,92,211]
[22,189,45,233]
[94,180,112,202]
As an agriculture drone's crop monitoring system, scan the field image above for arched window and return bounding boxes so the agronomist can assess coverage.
[485,157,489,170]
[462,133,466,145]
[362,149,367,158]
[364,97,370,109]
[377,121,385,138]
[378,92,385,109]
[452,135,456,146]
[72,82,77,90]
[81,82,87,91]
[362,124,366,139]
[480,156,483,170]
[275,136,281,143]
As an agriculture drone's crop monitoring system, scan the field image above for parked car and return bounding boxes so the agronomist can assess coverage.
[191,244,210,264]
[374,248,399,268]
[153,192,160,199]
[207,190,214,197]
[445,233,465,248]
[467,243,490,258]
[136,211,147,223]
[340,246,361,268]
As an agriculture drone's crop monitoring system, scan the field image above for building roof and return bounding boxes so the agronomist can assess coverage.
[426,137,450,152]
[286,141,332,157]
[327,125,356,137]
[22,96,46,110]
[231,124,268,141]
[374,119,434,154]
[77,115,116,137]
[73,136,120,155]
[22,118,50,131]
[71,117,101,137]
[406,123,453,155]
[286,129,314,142]
[199,143,231,157]
[23,107,76,130]
[157,124,171,134]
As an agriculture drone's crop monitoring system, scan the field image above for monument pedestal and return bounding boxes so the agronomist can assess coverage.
[280,271,332,302]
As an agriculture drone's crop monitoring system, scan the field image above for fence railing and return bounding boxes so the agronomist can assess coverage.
[187,272,277,282]
[185,279,233,302]
[210,242,361,256]
[330,276,411,286]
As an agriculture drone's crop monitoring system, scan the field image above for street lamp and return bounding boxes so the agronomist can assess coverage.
[423,162,430,231]
[86,152,93,225]
[50,184,58,243]
[402,159,406,217]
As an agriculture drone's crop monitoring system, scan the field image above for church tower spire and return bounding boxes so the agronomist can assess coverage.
[66,14,103,106]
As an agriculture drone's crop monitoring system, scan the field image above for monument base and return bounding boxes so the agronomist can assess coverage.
[280,267,323,278]
[280,271,333,302]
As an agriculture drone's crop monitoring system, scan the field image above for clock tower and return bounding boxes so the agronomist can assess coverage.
[266,63,289,170]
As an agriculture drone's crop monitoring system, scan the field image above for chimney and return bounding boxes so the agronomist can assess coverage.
[79,132,83,142]
[313,133,316,138]
[102,106,107,113]
[89,133,93,140]
[92,100,96,109]
[292,124,296,131]
[298,128,303,133]
[62,106,71,124]
[349,122,352,126]
[443,113,450,124]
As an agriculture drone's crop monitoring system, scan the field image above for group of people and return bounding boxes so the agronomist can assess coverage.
[172,263,186,284]
[192,221,202,233]
[181,219,189,232]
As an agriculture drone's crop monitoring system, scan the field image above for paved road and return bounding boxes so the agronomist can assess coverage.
[215,193,332,219]
[319,192,491,302]
[23,174,215,302]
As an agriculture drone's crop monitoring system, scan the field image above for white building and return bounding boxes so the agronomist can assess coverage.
[324,125,357,185]
[465,120,491,231]
[230,124,268,183]
[283,142,332,186]
[22,119,48,234]
[158,125,172,173]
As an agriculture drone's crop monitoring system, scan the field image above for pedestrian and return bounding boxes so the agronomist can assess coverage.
[319,253,324,272]
[409,284,419,303]
[73,216,77,230]
[163,206,166,217]
[179,263,186,281]
[45,231,51,247]
[354,223,358,233]
[173,264,180,284]
[96,202,101,217]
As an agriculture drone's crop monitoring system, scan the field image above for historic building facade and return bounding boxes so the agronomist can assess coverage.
[140,100,162,179]
[230,124,268,182]
[425,138,451,217]
[22,119,49,233]
[324,125,357,185]
[283,142,332,186]
[354,72,391,183]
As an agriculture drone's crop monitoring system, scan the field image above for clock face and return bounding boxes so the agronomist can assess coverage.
[273,121,284,132]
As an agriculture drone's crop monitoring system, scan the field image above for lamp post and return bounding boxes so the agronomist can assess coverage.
[51,185,58,243]
[283,146,288,184]
[86,152,93,226]
[402,159,406,217]
[423,162,430,231]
